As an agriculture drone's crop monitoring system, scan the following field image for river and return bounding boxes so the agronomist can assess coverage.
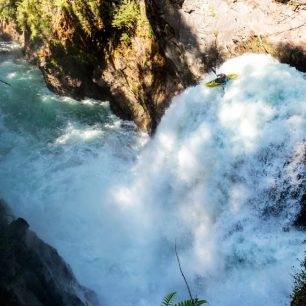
[0,42,305,306]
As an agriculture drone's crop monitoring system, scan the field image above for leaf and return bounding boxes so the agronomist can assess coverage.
[175,300,194,306]
[161,292,177,306]
[175,299,208,306]
[195,300,208,305]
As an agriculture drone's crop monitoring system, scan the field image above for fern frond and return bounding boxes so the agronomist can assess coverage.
[195,300,208,305]
[175,299,208,306]
[175,300,194,306]
[161,292,177,306]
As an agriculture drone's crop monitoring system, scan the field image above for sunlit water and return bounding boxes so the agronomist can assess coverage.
[0,45,305,306]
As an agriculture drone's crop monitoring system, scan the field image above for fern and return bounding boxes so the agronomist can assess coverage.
[176,301,194,306]
[161,292,207,306]
[176,299,208,306]
[161,291,177,306]
[195,300,208,306]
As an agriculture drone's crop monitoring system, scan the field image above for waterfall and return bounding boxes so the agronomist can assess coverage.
[1,48,305,306]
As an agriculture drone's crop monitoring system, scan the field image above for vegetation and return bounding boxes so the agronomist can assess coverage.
[112,0,140,31]
[16,0,56,39]
[291,255,306,306]
[0,0,140,40]
[161,292,207,306]
[0,0,61,39]
[65,0,104,36]
[0,0,18,22]
[162,244,208,306]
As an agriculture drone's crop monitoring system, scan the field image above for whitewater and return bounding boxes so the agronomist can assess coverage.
[0,43,306,306]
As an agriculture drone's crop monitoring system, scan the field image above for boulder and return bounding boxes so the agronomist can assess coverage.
[0,199,99,306]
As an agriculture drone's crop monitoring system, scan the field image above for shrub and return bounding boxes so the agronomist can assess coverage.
[1,0,105,39]
[112,0,140,31]
[68,0,104,36]
[16,0,55,39]
[0,0,18,22]
[291,256,306,306]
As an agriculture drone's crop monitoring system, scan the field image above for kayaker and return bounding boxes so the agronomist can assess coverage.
[215,73,227,84]
[211,67,227,84]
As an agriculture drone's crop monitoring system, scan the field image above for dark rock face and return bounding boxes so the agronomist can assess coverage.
[291,256,306,306]
[294,194,306,230]
[0,200,98,306]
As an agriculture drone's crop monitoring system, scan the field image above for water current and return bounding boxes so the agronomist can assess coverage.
[0,41,306,306]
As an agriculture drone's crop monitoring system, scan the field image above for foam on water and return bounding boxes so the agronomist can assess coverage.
[0,52,306,306]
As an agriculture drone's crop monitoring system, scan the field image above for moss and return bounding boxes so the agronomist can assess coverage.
[153,53,166,67]
[50,58,62,70]
[208,4,217,17]
[120,32,131,43]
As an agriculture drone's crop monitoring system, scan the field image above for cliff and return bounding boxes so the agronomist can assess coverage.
[0,0,305,133]
[0,200,98,306]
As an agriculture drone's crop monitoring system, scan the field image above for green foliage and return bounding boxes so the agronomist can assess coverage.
[112,0,140,31]
[0,0,105,39]
[0,0,146,50]
[68,0,104,36]
[291,255,306,306]
[0,0,18,22]
[162,292,177,306]
[120,32,131,43]
[148,24,154,38]
[16,0,57,39]
[161,292,207,306]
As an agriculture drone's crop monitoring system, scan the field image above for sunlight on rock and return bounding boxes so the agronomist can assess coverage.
[2,54,306,306]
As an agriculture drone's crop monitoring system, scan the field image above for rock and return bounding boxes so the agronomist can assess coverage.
[0,22,23,45]
[1,0,306,133]
[0,199,99,306]
[7,218,29,239]
[294,194,306,229]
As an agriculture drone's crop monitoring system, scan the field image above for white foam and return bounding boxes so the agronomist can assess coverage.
[1,53,306,306]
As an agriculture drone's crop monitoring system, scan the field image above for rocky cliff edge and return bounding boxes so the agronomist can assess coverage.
[0,0,305,133]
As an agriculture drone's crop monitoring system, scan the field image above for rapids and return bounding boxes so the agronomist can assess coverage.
[0,44,305,306]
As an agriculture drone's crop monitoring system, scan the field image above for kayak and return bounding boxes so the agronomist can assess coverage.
[205,73,239,87]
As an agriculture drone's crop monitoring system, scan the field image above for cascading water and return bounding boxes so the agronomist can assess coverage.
[0,43,305,306]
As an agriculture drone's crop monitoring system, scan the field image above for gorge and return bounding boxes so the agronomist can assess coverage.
[1,1,306,306]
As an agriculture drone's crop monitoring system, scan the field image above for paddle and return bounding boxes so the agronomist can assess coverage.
[211,67,217,76]
[0,79,11,86]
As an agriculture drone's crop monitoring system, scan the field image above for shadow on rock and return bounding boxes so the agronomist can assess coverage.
[202,40,225,72]
[276,43,306,72]
[0,199,99,306]
[145,0,203,84]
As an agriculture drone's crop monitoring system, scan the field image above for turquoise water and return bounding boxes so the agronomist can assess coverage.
[1,45,306,306]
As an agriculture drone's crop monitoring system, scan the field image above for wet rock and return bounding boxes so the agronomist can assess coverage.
[294,194,306,229]
[7,218,29,239]
[0,199,99,306]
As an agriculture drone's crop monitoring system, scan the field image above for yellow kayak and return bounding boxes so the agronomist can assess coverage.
[205,73,239,87]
